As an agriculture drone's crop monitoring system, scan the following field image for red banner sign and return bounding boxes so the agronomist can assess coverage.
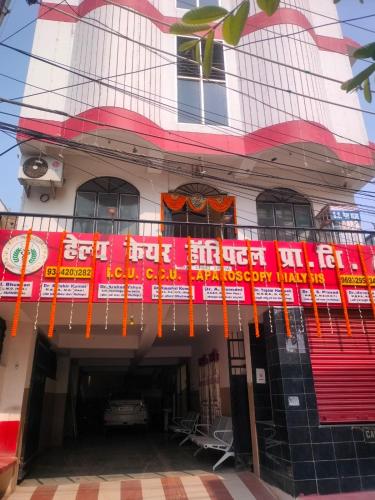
[0,230,374,307]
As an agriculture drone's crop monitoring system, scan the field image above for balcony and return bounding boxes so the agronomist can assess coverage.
[0,212,374,245]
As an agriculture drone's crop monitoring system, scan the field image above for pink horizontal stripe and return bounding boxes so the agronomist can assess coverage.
[17,107,374,166]
[39,2,357,56]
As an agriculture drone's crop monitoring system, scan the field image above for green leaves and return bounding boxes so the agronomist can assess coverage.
[341,63,375,104]
[177,38,201,64]
[364,78,372,103]
[353,42,375,61]
[256,0,280,16]
[170,23,211,35]
[203,31,214,78]
[223,0,250,46]
[182,5,228,25]
[178,39,199,53]
[341,63,375,92]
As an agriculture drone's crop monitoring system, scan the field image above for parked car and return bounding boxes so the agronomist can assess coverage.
[104,394,149,428]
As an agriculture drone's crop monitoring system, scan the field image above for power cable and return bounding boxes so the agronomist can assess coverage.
[1,29,375,168]
[29,4,375,118]
[1,100,374,200]
[34,0,375,154]
[3,3,375,161]
[2,119,375,217]
[0,0,65,43]
[280,0,375,36]
[3,67,374,183]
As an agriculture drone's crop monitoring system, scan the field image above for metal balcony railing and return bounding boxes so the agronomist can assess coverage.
[0,212,374,245]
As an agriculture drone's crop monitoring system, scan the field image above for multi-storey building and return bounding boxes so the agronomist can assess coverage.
[0,0,375,497]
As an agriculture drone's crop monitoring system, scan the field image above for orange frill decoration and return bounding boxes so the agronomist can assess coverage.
[162,193,234,214]
[302,241,321,337]
[85,233,99,340]
[274,240,291,338]
[331,244,352,336]
[122,234,131,337]
[11,229,32,337]
[48,230,67,338]
[246,241,260,338]
[357,244,375,320]
[157,235,163,338]
[218,238,229,338]
[187,236,194,337]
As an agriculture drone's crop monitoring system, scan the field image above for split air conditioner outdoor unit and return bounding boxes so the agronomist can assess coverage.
[18,156,64,191]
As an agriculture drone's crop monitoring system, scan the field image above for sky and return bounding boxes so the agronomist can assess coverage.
[0,1,374,221]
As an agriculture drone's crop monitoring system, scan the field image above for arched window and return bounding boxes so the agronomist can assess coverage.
[73,177,139,234]
[256,188,314,241]
[163,183,236,238]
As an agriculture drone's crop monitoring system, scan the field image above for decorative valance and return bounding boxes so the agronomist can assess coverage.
[162,193,234,214]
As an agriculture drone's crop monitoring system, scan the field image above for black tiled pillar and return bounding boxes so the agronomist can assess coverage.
[251,307,321,496]
[251,307,375,497]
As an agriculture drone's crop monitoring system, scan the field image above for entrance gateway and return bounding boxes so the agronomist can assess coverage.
[1,229,375,497]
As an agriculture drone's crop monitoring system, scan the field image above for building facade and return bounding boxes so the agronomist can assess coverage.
[0,0,375,497]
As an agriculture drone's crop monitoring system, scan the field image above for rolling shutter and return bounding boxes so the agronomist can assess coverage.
[305,310,375,424]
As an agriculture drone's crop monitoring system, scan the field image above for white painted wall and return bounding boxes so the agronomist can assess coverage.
[20,0,370,148]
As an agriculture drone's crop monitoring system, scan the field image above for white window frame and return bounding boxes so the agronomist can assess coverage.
[176,36,228,126]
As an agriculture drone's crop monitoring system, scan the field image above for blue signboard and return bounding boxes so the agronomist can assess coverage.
[330,210,360,222]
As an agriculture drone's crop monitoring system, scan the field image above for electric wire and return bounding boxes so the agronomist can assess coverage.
[0,1,374,202]
[3,1,375,163]
[4,66,375,184]
[27,3,375,119]
[2,27,375,169]
[2,118,375,220]
[2,99,374,201]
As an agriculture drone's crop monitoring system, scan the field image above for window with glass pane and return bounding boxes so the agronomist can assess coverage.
[178,79,201,123]
[177,36,228,126]
[73,177,139,235]
[74,192,96,233]
[256,189,314,242]
[177,0,218,7]
[119,195,139,235]
[203,82,228,125]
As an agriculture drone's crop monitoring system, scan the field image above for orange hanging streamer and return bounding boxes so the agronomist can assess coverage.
[274,240,291,338]
[122,234,131,337]
[187,236,194,338]
[85,233,99,340]
[246,241,260,338]
[162,193,234,214]
[331,244,352,336]
[157,235,163,338]
[48,231,67,338]
[11,229,32,337]
[217,238,229,338]
[302,241,321,337]
[357,244,375,320]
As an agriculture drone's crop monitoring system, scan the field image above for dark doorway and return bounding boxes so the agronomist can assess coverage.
[227,330,252,467]
[19,335,56,480]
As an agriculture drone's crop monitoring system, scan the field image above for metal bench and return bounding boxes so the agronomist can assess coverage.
[190,416,234,471]
[168,411,200,446]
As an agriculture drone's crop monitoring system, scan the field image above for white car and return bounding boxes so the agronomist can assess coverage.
[104,397,149,428]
